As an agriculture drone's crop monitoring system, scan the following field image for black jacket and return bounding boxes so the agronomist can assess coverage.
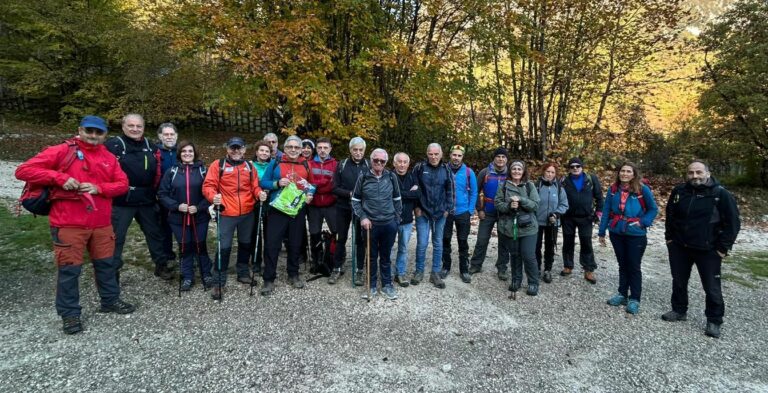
[351,169,402,225]
[665,177,740,254]
[562,172,603,218]
[396,170,420,224]
[105,135,160,206]
[332,158,370,209]
[157,161,211,225]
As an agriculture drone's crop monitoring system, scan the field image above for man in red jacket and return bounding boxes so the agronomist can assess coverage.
[15,115,135,335]
[307,138,338,280]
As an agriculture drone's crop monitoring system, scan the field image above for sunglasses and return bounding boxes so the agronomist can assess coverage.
[569,165,582,169]
[372,158,387,165]
[83,127,107,135]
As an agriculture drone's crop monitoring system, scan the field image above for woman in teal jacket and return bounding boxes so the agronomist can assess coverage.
[598,162,658,314]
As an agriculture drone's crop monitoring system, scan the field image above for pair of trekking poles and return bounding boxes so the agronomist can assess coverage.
[351,220,373,302]
[195,202,264,302]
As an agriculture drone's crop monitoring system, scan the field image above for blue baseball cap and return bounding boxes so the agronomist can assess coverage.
[80,115,108,132]
[227,137,246,148]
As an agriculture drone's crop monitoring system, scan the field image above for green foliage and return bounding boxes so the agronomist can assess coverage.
[0,0,207,125]
[698,0,768,185]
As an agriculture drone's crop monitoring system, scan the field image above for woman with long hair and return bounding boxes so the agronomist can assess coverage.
[598,162,658,314]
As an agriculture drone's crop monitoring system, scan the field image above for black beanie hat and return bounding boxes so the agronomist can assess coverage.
[493,147,509,159]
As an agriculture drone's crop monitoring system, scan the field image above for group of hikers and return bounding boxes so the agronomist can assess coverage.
[15,114,741,339]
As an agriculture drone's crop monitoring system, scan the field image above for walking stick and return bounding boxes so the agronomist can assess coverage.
[215,206,223,302]
[351,218,357,287]
[365,226,371,302]
[250,202,264,297]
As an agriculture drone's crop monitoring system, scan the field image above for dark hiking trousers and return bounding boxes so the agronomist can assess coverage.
[561,216,597,272]
[667,242,725,325]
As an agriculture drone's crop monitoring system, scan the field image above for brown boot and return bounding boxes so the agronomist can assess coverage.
[560,267,573,276]
[584,271,597,284]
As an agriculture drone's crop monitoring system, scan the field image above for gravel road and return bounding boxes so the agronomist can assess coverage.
[1,160,767,392]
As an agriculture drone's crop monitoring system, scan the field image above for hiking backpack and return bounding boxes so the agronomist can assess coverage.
[18,141,80,216]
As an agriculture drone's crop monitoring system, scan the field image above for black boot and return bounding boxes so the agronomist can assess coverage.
[309,234,322,273]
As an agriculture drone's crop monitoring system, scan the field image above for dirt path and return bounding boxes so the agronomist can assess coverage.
[1,159,767,392]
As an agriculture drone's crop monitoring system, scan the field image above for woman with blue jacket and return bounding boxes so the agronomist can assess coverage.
[158,141,213,291]
[598,162,658,314]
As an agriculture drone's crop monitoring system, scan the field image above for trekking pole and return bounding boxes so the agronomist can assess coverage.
[190,216,204,292]
[365,227,371,302]
[215,205,223,302]
[351,218,357,287]
[250,201,263,297]
[178,213,187,298]
[551,223,558,255]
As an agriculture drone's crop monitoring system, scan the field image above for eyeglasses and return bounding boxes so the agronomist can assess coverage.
[228,145,244,150]
[83,127,107,135]
[266,140,278,144]
[285,145,301,150]
[569,165,582,169]
[372,159,387,165]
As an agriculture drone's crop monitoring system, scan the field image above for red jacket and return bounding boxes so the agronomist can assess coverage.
[15,137,129,229]
[202,159,263,217]
[308,156,337,207]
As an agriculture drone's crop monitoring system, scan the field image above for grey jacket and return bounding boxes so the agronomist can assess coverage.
[351,169,402,225]
[535,178,569,226]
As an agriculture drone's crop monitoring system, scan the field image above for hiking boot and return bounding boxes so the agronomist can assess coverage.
[180,279,193,292]
[328,270,341,285]
[460,272,472,283]
[382,285,398,300]
[202,276,214,290]
[661,310,687,322]
[211,286,223,301]
[429,272,446,289]
[560,267,573,276]
[626,299,640,315]
[584,271,597,284]
[607,293,627,307]
[497,270,509,281]
[154,264,172,280]
[468,265,482,274]
[542,270,553,283]
[705,322,721,339]
[526,284,539,296]
[410,271,424,286]
[362,287,377,300]
[395,275,410,288]
[62,316,83,335]
[439,269,449,279]
[99,299,136,314]
[237,276,253,285]
[289,276,305,289]
[261,281,275,296]
[354,271,364,287]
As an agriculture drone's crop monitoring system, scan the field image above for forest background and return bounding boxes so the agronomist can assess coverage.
[0,0,766,186]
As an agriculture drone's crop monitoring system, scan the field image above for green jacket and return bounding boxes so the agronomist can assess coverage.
[494,180,540,238]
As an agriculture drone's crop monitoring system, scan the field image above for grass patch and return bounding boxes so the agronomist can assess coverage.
[0,203,54,274]
[723,251,768,287]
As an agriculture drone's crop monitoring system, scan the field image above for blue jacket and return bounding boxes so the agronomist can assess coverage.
[413,161,454,219]
[450,164,478,216]
[156,143,177,176]
[475,164,508,214]
[598,183,658,237]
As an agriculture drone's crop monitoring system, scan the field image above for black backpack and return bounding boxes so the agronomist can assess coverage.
[308,230,336,279]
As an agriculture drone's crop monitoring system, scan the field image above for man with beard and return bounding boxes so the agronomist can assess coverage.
[662,160,740,339]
